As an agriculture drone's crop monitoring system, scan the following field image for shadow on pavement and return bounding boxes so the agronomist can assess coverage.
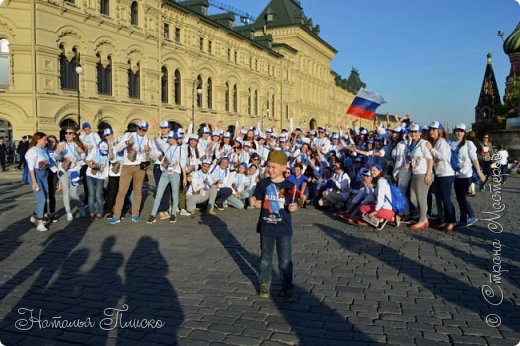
[200,214,375,345]
[118,236,184,345]
[317,223,520,334]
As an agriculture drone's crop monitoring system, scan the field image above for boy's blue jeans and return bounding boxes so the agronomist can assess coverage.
[259,234,293,293]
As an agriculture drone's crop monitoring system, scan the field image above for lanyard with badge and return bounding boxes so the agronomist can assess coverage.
[46,147,58,173]
[167,146,179,174]
[66,143,77,160]
[136,135,145,153]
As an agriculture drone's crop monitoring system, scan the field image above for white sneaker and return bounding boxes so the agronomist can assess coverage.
[36,223,48,232]
[179,209,191,216]
[30,215,37,225]
[66,212,74,222]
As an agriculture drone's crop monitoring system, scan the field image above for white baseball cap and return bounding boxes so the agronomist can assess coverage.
[454,123,467,132]
[160,121,169,128]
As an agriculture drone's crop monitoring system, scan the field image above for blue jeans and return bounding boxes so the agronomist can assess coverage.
[151,172,180,216]
[87,176,105,214]
[434,175,456,224]
[259,234,293,293]
[32,169,49,219]
[454,177,475,223]
[153,164,171,213]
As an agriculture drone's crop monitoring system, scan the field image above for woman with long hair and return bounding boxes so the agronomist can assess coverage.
[451,123,485,228]
[25,132,50,231]
[358,163,394,228]
[43,135,59,223]
[54,127,87,221]
[428,121,457,232]
[408,124,434,230]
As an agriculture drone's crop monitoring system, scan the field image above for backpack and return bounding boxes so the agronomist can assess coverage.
[385,182,407,215]
[450,147,462,172]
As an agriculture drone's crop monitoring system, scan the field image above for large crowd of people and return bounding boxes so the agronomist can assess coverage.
[21,115,512,233]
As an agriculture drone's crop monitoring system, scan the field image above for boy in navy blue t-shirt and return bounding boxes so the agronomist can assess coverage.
[251,150,299,301]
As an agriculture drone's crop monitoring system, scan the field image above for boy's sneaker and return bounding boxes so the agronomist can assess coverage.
[169,214,177,223]
[180,209,191,216]
[206,210,217,216]
[36,223,48,232]
[147,216,156,224]
[466,217,478,227]
[79,207,88,218]
[131,215,141,223]
[214,202,224,211]
[109,217,121,225]
[66,212,74,222]
[30,215,37,225]
[259,283,270,298]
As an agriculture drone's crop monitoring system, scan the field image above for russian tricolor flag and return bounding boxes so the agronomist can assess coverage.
[346,89,386,121]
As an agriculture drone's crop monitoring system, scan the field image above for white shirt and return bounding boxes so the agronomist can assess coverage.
[409,139,432,175]
[391,141,409,176]
[431,137,454,177]
[498,149,509,166]
[333,171,351,193]
[451,140,478,179]
[187,169,214,196]
[157,142,183,174]
[210,165,231,187]
[374,177,392,211]
[80,132,101,155]
[352,185,375,205]
[86,150,109,179]
[114,133,153,166]
[228,171,247,193]
[54,141,85,172]
[25,146,49,171]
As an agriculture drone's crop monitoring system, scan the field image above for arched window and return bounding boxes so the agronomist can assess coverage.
[0,38,9,88]
[161,66,168,103]
[174,69,181,105]
[130,2,138,26]
[128,62,140,99]
[233,84,238,113]
[266,92,270,117]
[254,89,258,116]
[207,78,212,109]
[100,0,109,15]
[196,75,203,107]
[247,88,251,115]
[59,45,79,90]
[272,94,275,119]
[97,54,112,95]
[168,121,182,131]
[225,82,229,112]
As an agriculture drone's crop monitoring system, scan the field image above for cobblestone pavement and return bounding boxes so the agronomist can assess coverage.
[0,170,519,345]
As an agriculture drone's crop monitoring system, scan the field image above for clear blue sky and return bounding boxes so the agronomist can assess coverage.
[210,0,519,127]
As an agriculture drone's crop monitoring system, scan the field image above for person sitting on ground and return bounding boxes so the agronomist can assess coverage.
[358,163,395,227]
[336,168,375,224]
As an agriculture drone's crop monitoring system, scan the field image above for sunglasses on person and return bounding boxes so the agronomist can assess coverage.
[65,131,75,135]
[138,128,148,132]
[253,158,260,161]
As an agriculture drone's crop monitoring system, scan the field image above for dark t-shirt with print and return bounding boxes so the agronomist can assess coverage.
[253,178,296,237]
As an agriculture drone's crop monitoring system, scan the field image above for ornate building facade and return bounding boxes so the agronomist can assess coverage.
[0,0,373,139]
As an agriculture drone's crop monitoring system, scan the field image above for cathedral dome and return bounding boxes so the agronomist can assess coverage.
[504,22,520,55]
